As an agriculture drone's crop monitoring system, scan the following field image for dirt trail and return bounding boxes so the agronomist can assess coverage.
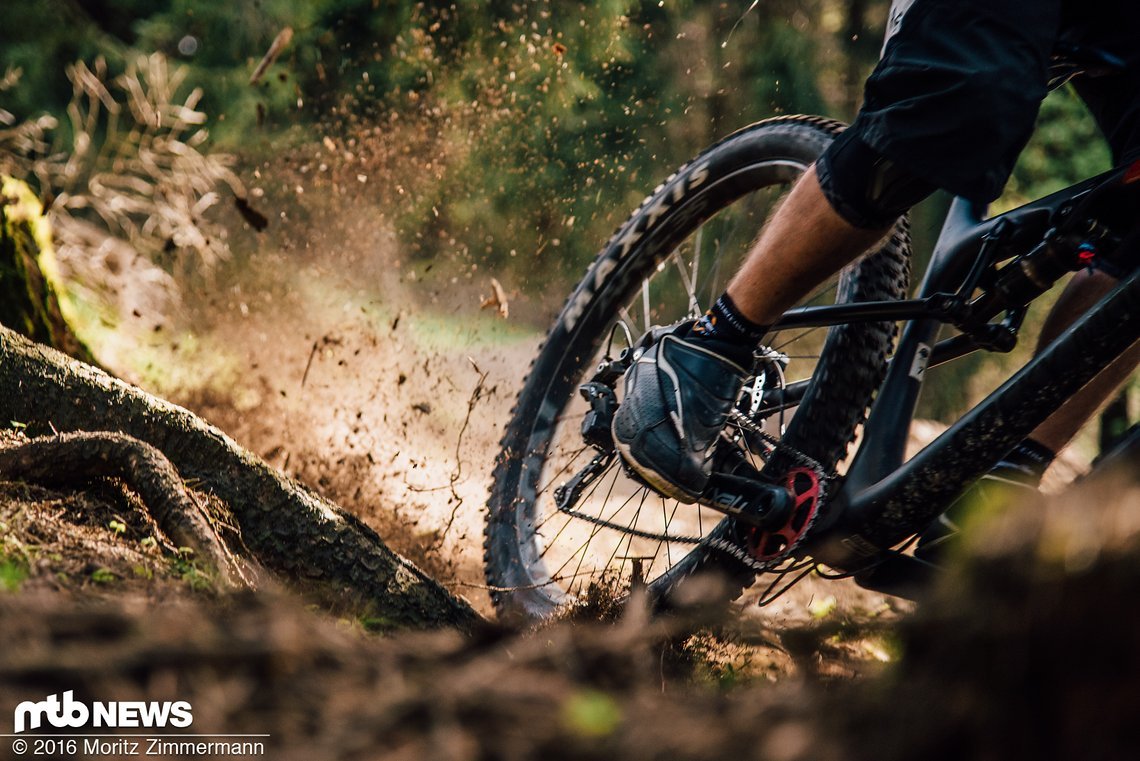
[164,258,536,610]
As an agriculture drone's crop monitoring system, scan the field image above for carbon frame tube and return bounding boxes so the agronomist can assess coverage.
[838,198,992,495]
[774,296,954,328]
[754,167,1121,426]
[823,264,1140,566]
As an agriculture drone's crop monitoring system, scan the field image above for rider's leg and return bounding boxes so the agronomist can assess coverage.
[1026,269,1140,454]
[705,123,938,336]
[724,165,893,326]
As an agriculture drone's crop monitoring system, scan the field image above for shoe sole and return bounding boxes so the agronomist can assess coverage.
[612,434,702,505]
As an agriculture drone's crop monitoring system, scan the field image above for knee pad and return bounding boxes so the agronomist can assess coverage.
[816,128,937,229]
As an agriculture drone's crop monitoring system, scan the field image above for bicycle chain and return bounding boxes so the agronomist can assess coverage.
[554,408,830,572]
[554,452,709,546]
[716,409,830,570]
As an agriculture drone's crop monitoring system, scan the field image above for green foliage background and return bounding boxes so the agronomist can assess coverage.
[2,0,875,279]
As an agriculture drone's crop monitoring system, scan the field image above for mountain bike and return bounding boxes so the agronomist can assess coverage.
[483,49,1140,623]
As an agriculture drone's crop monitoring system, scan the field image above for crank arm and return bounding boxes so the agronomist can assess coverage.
[697,472,793,529]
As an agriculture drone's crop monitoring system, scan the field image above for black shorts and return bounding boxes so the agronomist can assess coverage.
[841,0,1140,203]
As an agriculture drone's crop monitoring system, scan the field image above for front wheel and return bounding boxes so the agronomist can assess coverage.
[484,116,911,623]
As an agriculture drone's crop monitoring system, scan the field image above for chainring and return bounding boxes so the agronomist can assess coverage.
[745,466,823,562]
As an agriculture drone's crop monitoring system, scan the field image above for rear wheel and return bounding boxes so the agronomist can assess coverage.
[484,116,911,623]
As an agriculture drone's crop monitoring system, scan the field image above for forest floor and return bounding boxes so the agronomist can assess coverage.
[2,449,1136,761]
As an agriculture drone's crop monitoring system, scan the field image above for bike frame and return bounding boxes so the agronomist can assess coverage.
[763,163,1140,587]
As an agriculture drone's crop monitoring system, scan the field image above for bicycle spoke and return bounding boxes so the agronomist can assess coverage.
[536,457,614,556]
[671,249,700,318]
[705,236,724,308]
[661,496,678,568]
[534,443,591,501]
[604,489,650,576]
[553,465,627,582]
[642,513,668,582]
[691,227,703,314]
[642,278,652,332]
[804,279,839,306]
[771,326,823,352]
[619,307,638,337]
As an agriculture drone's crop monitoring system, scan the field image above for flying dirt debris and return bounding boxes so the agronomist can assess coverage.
[480,277,510,318]
[249,27,294,86]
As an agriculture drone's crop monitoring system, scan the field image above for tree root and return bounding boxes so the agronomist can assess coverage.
[0,326,480,631]
[0,431,249,588]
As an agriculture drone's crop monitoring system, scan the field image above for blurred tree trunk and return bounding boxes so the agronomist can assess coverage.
[0,178,96,364]
[842,0,870,118]
[0,326,480,631]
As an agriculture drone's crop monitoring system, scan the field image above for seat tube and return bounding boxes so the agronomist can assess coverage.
[837,199,987,496]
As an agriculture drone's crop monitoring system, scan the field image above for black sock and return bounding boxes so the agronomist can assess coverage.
[684,293,769,367]
[995,438,1056,485]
